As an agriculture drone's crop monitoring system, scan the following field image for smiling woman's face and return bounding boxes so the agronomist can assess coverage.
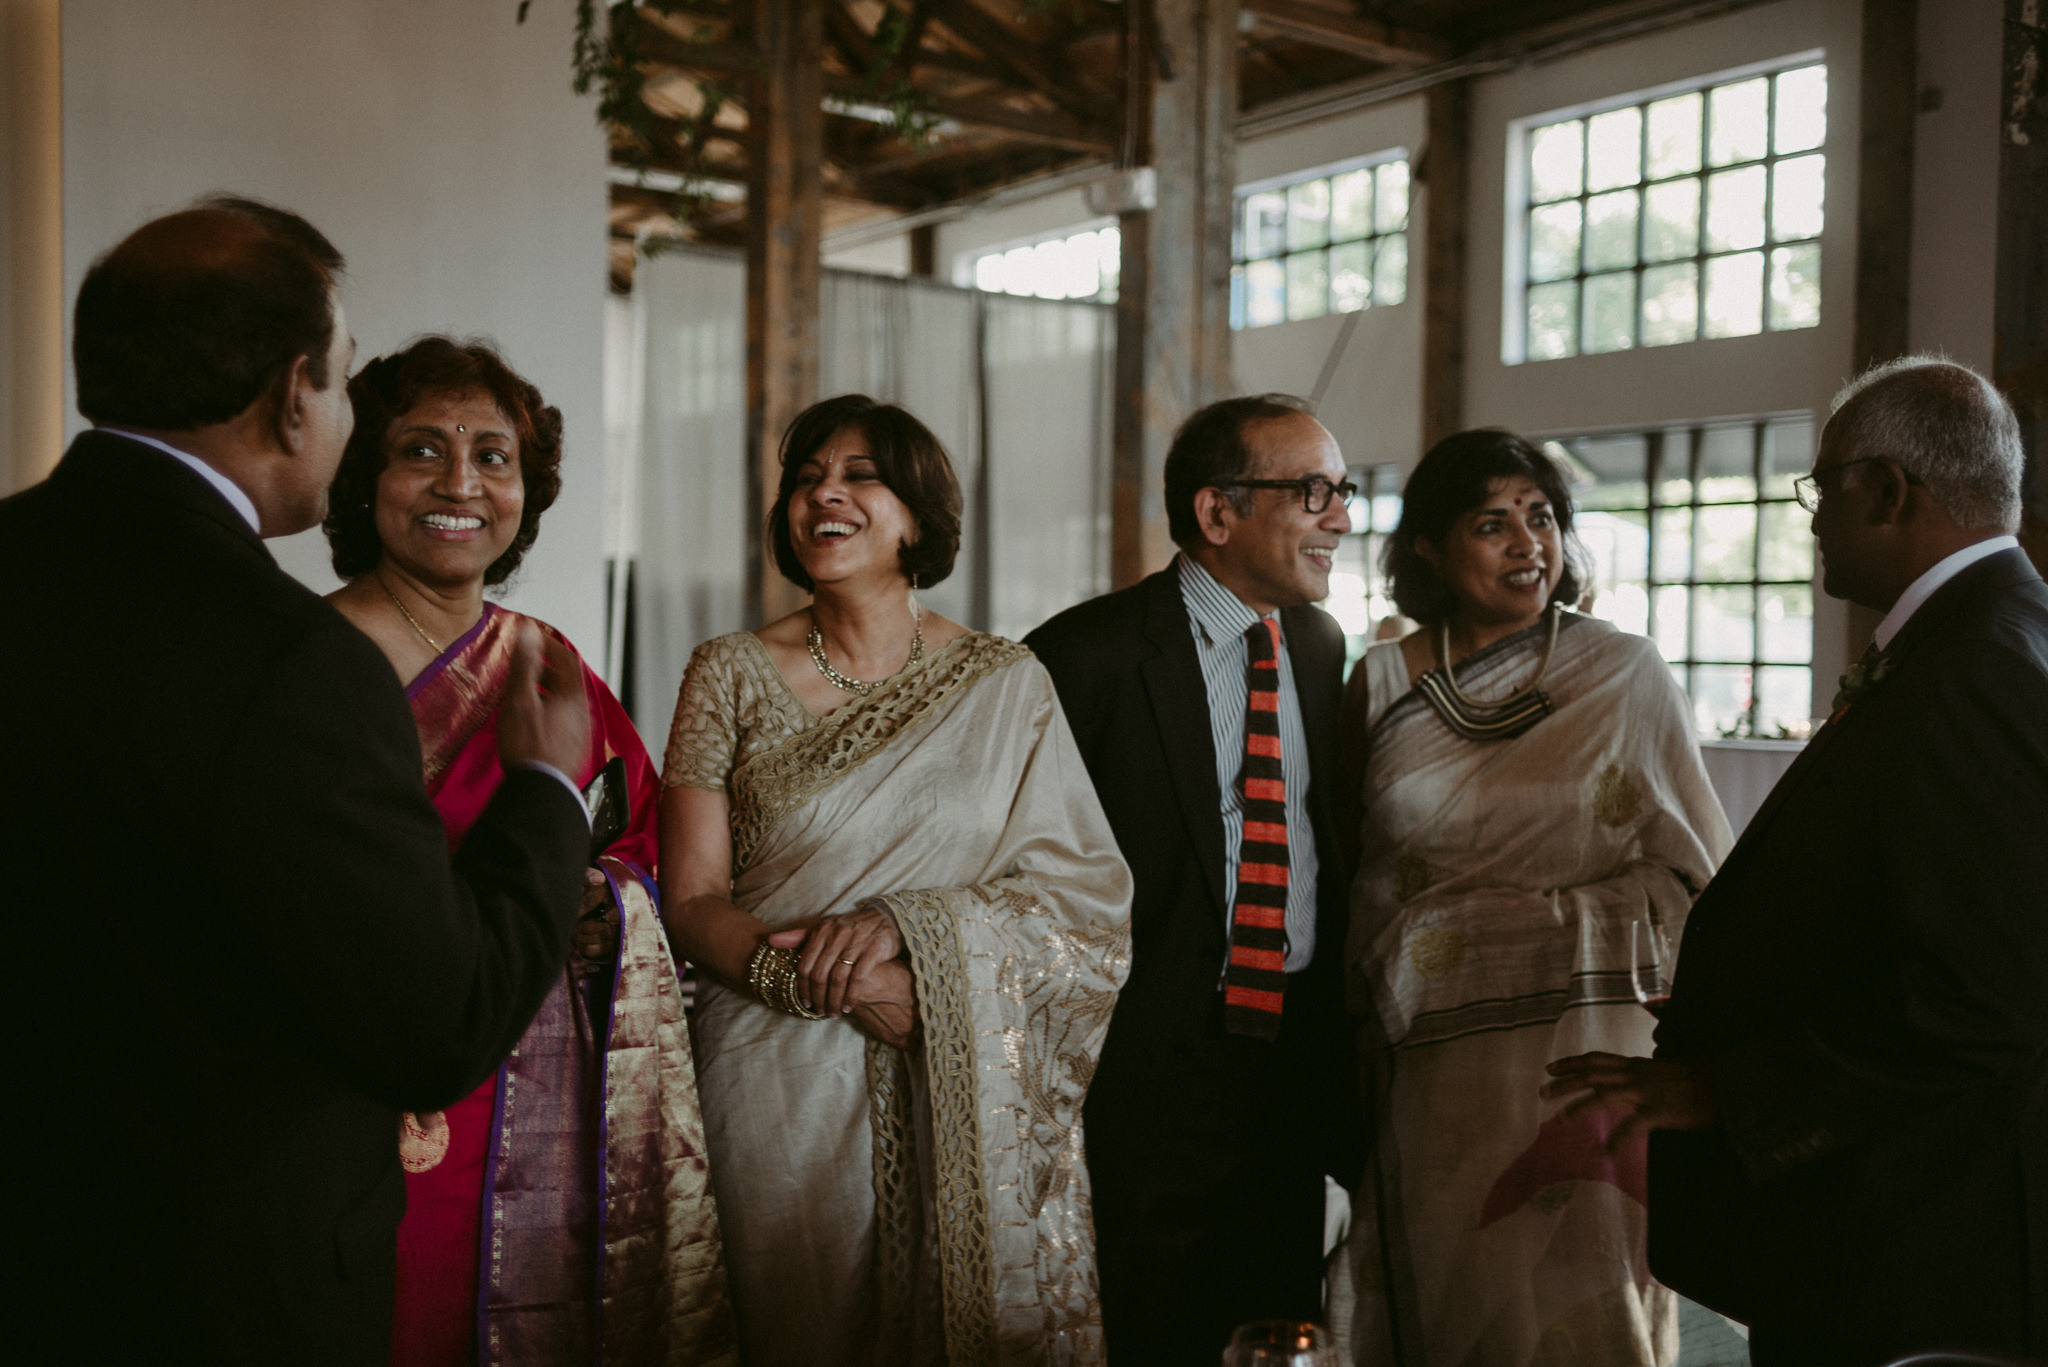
[786,424,917,590]
[1419,475,1563,633]
[373,388,525,591]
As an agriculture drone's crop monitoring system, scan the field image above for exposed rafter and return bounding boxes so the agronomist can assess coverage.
[1241,0,1452,66]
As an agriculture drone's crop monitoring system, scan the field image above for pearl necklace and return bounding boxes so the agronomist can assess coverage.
[807,600,923,697]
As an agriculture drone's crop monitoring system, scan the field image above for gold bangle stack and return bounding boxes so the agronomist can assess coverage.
[746,941,828,1020]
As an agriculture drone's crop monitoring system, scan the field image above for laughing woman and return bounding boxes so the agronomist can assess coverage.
[660,393,1132,1366]
[323,337,733,1367]
[1332,430,1731,1367]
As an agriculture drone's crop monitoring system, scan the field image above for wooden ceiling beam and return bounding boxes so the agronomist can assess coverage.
[634,22,760,75]
[820,72,1113,152]
[924,0,1114,126]
[1241,0,1453,66]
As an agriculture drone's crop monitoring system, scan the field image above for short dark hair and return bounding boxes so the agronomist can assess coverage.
[322,336,564,588]
[1163,394,1315,546]
[769,394,962,592]
[1384,428,1586,624]
[74,193,345,430]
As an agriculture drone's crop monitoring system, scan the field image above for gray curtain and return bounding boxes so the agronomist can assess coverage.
[629,252,1113,741]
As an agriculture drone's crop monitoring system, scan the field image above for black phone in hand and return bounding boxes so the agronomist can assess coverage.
[581,755,629,863]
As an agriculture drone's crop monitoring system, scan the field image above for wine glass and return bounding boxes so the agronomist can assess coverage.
[1222,1320,1339,1367]
[1631,916,1672,1018]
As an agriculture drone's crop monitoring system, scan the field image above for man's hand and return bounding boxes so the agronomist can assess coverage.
[844,958,920,1049]
[497,622,591,777]
[1544,1052,1717,1153]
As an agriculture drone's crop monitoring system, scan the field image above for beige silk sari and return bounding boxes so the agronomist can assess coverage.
[1333,614,1731,1367]
[665,631,1132,1367]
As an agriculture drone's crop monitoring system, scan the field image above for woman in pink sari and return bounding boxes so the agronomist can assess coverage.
[323,336,733,1366]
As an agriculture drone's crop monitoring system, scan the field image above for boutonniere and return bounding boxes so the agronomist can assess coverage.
[1827,650,1894,720]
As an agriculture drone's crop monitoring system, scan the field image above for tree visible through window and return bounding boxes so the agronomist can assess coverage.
[1516,60,1827,362]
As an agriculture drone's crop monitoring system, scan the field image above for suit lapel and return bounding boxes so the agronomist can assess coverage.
[1139,565,1230,914]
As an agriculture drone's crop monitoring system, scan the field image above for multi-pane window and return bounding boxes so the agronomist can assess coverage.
[964,224,1121,302]
[1549,415,1817,737]
[1516,60,1827,362]
[1321,463,1406,662]
[1232,155,1410,330]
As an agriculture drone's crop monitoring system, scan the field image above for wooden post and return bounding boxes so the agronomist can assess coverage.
[1111,0,1238,588]
[1852,0,1917,374]
[3,0,63,495]
[1420,79,1469,455]
[1997,0,2048,552]
[908,224,937,279]
[745,0,823,625]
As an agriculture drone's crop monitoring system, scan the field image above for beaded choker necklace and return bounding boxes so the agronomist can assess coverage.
[807,599,923,697]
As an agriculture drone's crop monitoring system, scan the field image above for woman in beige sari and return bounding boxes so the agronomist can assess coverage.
[660,394,1132,1366]
[1333,430,1731,1367]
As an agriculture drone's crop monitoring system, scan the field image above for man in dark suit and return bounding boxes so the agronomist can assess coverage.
[1026,395,1359,1362]
[0,197,595,1363]
[1548,358,2048,1364]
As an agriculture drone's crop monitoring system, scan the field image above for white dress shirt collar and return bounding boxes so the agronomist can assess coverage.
[96,427,262,535]
[1872,535,2019,649]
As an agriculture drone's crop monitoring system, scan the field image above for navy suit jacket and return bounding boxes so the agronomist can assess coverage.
[0,432,590,1364]
[1650,548,2048,1362]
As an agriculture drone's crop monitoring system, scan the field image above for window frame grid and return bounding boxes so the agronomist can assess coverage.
[1568,416,1813,736]
[1231,148,1412,331]
[1509,50,1827,362]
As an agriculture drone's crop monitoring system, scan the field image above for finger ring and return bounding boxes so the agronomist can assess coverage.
[838,957,858,966]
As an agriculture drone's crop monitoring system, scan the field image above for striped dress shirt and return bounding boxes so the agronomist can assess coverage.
[1177,553,1319,973]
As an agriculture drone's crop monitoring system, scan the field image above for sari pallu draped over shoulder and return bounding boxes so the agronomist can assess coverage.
[1333,614,1732,1367]
[402,604,735,1367]
[691,633,1133,1367]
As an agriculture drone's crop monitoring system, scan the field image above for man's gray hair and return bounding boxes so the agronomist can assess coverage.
[1829,355,2023,532]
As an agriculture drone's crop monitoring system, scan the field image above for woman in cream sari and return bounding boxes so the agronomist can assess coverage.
[660,394,1132,1367]
[1333,430,1731,1367]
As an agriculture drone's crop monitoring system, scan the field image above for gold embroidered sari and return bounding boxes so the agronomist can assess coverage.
[1333,614,1731,1367]
[665,632,1132,1367]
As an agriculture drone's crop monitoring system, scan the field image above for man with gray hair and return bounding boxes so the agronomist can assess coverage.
[1548,356,2048,1363]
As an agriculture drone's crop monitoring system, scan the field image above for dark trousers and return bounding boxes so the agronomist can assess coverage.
[1088,980,1333,1365]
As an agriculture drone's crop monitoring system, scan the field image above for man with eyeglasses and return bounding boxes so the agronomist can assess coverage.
[1026,394,1361,1361]
[1548,357,2048,1364]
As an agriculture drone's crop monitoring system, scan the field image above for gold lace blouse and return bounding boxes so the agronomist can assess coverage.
[661,632,819,793]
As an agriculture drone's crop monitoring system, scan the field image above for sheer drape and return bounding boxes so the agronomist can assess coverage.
[628,251,1113,740]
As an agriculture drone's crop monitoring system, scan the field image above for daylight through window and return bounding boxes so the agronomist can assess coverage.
[1517,60,1827,362]
[965,225,1120,303]
[1233,155,1411,330]
[1550,414,1817,738]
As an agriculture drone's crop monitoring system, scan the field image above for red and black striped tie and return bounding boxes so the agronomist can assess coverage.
[1225,616,1289,1040]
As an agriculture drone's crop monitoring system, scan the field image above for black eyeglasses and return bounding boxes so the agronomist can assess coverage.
[1210,475,1358,514]
[1792,457,1922,513]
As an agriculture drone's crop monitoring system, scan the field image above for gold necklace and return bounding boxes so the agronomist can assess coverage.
[807,599,923,697]
[379,575,444,654]
[1435,603,1562,708]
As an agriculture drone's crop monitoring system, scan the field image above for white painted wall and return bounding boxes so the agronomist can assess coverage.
[59,0,611,659]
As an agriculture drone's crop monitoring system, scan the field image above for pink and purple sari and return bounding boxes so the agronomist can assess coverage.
[391,603,733,1367]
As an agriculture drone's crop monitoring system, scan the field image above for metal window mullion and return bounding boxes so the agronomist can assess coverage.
[1645,430,1664,652]
[1749,418,1768,732]
[1761,73,1781,331]
[1685,426,1702,686]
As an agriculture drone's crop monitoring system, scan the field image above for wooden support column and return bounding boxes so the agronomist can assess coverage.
[909,224,937,279]
[1997,0,2048,552]
[745,0,823,625]
[1111,0,1238,588]
[1852,0,1917,373]
[3,0,63,495]
[1420,79,1469,455]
